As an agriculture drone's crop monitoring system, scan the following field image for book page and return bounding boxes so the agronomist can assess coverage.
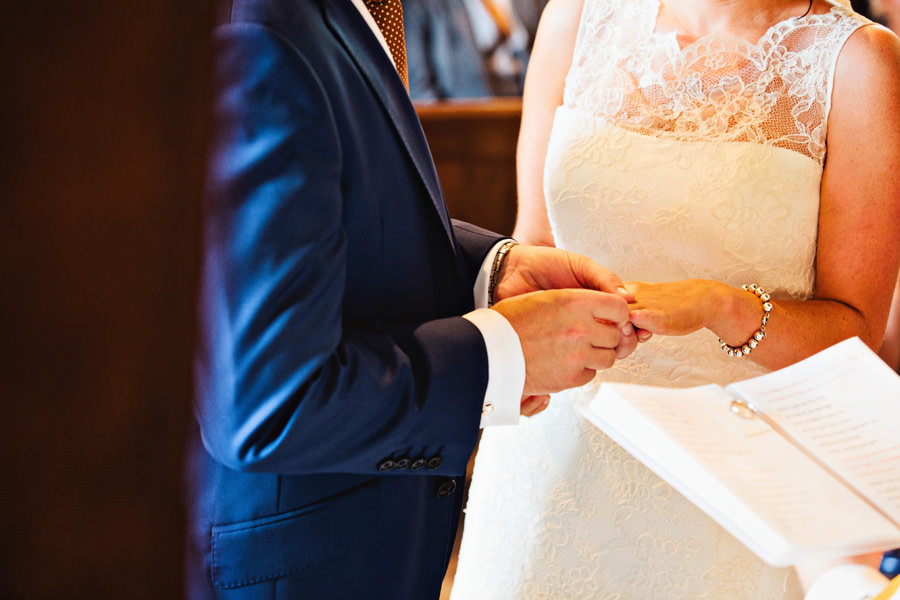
[730,337,900,522]
[584,381,900,565]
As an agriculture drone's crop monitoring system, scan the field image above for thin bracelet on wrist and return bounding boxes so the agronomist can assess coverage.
[488,240,517,307]
[718,284,773,357]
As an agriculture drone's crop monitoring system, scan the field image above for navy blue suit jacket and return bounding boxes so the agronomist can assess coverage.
[186,1,506,598]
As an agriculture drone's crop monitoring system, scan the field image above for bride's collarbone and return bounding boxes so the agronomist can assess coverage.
[653,0,818,47]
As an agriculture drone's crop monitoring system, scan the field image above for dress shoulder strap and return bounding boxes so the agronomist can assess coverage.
[764,4,873,152]
[813,5,876,127]
[563,0,655,107]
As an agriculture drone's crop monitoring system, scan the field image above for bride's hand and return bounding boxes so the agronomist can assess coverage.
[625,280,719,336]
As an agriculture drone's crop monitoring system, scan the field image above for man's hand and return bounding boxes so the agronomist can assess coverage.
[494,244,628,300]
[520,394,550,417]
[495,244,649,359]
[492,288,630,396]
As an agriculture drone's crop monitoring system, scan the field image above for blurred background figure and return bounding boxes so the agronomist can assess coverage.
[403,0,548,99]
[885,0,900,30]
[854,0,881,18]
[856,0,900,29]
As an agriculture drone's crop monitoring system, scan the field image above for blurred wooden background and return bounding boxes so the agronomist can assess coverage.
[417,97,521,236]
[0,3,214,599]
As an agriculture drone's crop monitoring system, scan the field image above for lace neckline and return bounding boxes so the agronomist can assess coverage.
[564,0,867,164]
[649,0,844,54]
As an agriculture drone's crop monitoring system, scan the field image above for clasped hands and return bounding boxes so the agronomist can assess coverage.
[491,247,716,417]
[489,245,644,415]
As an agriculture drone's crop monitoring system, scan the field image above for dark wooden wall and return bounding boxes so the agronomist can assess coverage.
[417,98,522,235]
[0,3,214,599]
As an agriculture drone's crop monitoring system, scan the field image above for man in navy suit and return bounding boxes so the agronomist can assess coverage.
[186,0,639,597]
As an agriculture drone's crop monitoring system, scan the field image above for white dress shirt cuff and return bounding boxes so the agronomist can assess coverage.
[804,565,890,600]
[462,308,524,427]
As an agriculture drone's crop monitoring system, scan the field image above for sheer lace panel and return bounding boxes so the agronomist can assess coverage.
[565,0,870,165]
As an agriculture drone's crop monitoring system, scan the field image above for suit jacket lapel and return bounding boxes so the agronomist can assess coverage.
[322,0,454,244]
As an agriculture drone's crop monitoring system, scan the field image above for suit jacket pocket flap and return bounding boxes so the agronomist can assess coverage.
[211,479,377,589]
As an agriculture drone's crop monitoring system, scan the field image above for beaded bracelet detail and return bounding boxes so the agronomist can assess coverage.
[718,284,773,357]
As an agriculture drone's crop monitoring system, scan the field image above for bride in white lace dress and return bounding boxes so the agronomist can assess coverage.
[450,0,900,598]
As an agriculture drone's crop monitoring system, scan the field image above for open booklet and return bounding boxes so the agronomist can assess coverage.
[581,336,900,567]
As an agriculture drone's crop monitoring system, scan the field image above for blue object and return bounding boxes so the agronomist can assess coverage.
[882,549,900,578]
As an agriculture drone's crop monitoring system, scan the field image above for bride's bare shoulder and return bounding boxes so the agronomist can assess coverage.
[835,21,900,90]
[829,22,900,146]
[534,0,586,46]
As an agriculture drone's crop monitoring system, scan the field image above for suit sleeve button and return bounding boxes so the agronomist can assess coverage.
[410,458,426,470]
[394,457,410,470]
[426,456,442,470]
[377,459,395,472]
[435,479,457,498]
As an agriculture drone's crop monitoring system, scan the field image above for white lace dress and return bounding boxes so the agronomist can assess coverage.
[451,1,873,598]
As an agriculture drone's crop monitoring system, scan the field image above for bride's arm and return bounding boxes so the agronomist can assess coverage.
[512,0,584,247]
[628,24,900,370]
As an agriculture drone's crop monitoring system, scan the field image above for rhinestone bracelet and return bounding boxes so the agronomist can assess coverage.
[718,284,773,357]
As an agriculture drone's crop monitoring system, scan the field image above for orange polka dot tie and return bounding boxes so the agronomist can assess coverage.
[363,0,409,90]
